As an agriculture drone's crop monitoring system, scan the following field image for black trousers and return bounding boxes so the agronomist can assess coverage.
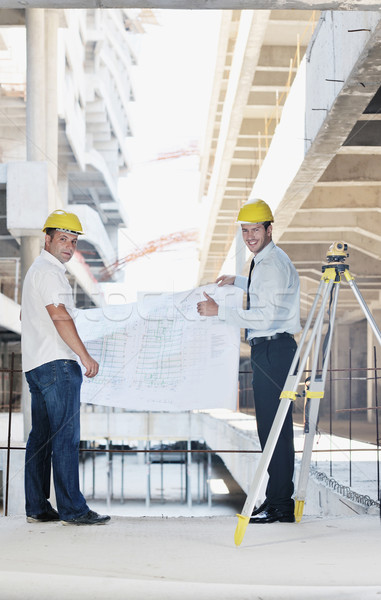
[251,336,297,513]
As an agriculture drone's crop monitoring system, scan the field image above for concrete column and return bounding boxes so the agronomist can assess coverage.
[21,9,46,440]
[26,9,46,162]
[20,238,41,441]
[331,319,367,422]
[235,229,246,276]
[22,7,46,275]
[20,236,41,287]
[331,323,350,418]
[57,176,69,208]
[105,224,117,251]
[349,319,367,418]
[367,309,381,424]
[45,9,59,193]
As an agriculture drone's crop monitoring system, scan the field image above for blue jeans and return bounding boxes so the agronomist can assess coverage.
[25,359,89,521]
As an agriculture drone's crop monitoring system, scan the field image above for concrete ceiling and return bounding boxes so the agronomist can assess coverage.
[1,4,381,321]
[199,9,381,322]
[266,17,381,319]
[0,1,380,8]
[199,9,317,283]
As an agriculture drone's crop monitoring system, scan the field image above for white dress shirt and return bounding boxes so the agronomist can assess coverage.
[219,241,301,339]
[21,249,77,372]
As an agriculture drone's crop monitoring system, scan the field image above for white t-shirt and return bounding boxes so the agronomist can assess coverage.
[21,249,77,372]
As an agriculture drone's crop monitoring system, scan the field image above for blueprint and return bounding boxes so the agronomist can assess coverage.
[75,284,243,411]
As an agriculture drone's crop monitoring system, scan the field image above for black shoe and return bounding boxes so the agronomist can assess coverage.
[61,510,111,526]
[250,507,295,524]
[26,506,60,523]
[251,499,269,517]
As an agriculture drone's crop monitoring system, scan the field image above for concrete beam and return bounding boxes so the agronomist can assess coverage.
[0,9,25,26]
[199,10,271,281]
[0,0,380,8]
[320,154,381,183]
[254,12,381,250]
[258,44,307,68]
[239,116,276,135]
[280,240,381,277]
[303,184,381,209]
[290,211,381,238]
[282,229,381,261]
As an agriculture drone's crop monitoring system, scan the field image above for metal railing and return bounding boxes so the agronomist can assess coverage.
[239,345,381,505]
[1,349,380,514]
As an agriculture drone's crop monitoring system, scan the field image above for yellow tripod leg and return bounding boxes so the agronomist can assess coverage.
[234,397,293,546]
[294,393,323,522]
[294,500,305,523]
[234,514,250,546]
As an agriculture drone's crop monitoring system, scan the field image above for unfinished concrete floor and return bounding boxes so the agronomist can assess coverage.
[0,514,380,599]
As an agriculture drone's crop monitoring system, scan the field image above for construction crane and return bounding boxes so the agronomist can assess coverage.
[100,229,198,280]
[153,142,199,162]
[100,142,199,281]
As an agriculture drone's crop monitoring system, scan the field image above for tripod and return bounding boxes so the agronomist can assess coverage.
[234,242,381,546]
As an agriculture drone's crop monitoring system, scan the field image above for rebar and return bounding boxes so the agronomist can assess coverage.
[310,466,379,509]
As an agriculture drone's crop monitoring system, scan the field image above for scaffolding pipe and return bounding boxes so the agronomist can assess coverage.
[4,353,15,517]
[207,451,212,509]
[146,440,151,508]
[187,438,192,508]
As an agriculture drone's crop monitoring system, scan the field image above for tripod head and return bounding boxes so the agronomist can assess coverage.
[322,242,350,276]
[326,241,348,263]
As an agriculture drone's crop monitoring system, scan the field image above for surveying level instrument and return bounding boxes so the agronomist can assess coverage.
[326,241,348,263]
[234,242,381,547]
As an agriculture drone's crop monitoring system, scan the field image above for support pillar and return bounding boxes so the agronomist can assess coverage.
[21,9,46,441]
[235,229,247,276]
[186,438,192,508]
[26,8,46,162]
[332,319,367,423]
[20,236,41,287]
[45,9,59,201]
[350,319,367,420]
[331,323,350,418]
[367,309,381,424]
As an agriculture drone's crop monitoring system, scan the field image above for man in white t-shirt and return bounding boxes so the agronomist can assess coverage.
[22,210,110,526]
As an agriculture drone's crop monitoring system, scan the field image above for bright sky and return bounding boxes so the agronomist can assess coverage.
[103,10,221,304]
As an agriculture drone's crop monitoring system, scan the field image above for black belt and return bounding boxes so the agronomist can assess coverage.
[249,332,294,346]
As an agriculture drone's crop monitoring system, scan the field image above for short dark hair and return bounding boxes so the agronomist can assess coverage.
[262,221,272,231]
[45,228,57,239]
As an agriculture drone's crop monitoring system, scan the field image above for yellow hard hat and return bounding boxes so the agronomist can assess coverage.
[237,199,274,223]
[42,210,83,235]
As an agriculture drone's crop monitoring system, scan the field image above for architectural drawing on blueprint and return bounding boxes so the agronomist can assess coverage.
[75,284,243,411]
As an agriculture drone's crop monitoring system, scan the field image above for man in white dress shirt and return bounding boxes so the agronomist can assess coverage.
[197,199,300,523]
[22,209,110,526]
